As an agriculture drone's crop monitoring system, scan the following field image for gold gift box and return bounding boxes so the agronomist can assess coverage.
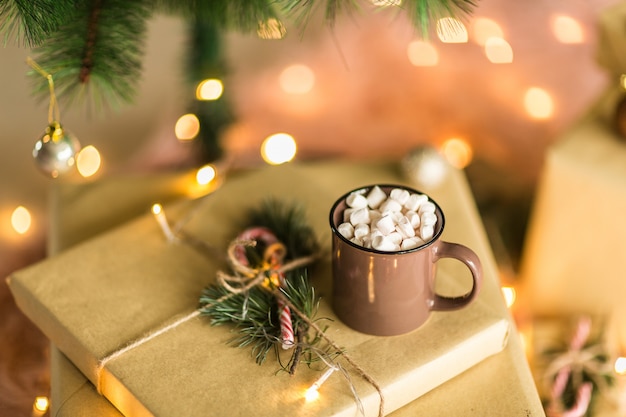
[10,160,512,417]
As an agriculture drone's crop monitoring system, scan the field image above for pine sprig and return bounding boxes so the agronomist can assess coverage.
[199,199,327,371]
[0,0,74,47]
[30,0,151,110]
[404,0,477,36]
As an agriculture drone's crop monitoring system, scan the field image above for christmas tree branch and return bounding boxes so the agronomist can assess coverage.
[30,0,151,110]
[0,0,74,47]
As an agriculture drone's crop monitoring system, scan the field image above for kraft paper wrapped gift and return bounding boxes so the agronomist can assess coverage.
[520,88,626,318]
[11,160,522,417]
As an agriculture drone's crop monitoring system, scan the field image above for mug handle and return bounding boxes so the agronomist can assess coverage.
[431,241,483,311]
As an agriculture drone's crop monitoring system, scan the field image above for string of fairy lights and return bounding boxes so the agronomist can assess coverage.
[3,5,625,415]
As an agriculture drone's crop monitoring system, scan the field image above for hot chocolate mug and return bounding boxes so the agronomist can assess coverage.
[329,184,483,336]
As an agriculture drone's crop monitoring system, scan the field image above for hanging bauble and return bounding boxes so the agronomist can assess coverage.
[401,145,449,189]
[32,122,81,178]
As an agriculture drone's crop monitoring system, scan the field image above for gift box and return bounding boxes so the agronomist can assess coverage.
[519,88,626,319]
[11,160,530,417]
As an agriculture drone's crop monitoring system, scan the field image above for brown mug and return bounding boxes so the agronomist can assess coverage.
[329,184,483,336]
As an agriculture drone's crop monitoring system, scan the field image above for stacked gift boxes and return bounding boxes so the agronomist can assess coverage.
[8,160,543,416]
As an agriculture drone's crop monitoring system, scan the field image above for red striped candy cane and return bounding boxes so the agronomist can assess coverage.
[278,297,295,350]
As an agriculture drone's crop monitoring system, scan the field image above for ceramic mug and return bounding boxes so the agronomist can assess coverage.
[329,184,483,336]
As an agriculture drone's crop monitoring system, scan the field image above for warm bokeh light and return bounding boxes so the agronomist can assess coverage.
[175,113,200,140]
[371,0,401,6]
[305,387,320,402]
[407,40,439,66]
[151,203,163,216]
[440,138,473,169]
[279,64,315,94]
[472,18,504,46]
[196,164,217,185]
[484,37,513,64]
[76,145,102,177]
[11,205,31,234]
[524,87,554,119]
[436,17,468,43]
[195,79,224,101]
[261,133,297,165]
[551,15,584,44]
[33,396,49,412]
[615,357,626,375]
[257,18,286,39]
[501,286,517,308]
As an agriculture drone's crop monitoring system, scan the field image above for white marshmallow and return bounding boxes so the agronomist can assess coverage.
[354,223,370,239]
[346,192,368,209]
[366,186,387,209]
[387,231,403,245]
[361,235,372,249]
[368,209,382,224]
[418,201,436,215]
[405,211,421,228]
[421,212,437,227]
[349,207,371,226]
[372,235,401,252]
[420,224,434,240]
[337,222,354,239]
[390,188,410,205]
[375,215,396,235]
[350,237,363,246]
[343,208,354,223]
[379,198,403,214]
[395,216,416,238]
[401,237,423,250]
[404,193,428,211]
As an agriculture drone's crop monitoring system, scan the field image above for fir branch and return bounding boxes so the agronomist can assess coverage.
[0,0,74,47]
[154,0,279,32]
[402,0,477,36]
[30,0,151,110]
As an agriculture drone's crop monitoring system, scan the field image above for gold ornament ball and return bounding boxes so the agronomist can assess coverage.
[32,123,81,178]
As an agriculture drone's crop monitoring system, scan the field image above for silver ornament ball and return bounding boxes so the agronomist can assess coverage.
[401,146,449,189]
[33,123,81,178]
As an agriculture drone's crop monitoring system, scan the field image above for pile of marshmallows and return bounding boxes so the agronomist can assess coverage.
[337,186,438,252]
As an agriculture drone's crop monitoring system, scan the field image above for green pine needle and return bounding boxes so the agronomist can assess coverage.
[30,0,151,110]
[0,0,74,47]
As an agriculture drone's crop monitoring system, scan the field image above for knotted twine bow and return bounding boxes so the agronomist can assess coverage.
[544,316,613,417]
[215,228,386,417]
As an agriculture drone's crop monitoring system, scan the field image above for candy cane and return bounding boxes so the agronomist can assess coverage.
[234,227,295,350]
[278,297,295,350]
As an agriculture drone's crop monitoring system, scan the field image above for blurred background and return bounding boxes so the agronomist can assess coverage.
[0,0,622,415]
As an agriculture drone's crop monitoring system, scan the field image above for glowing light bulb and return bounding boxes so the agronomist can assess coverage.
[436,18,468,43]
[196,79,224,101]
[407,40,439,66]
[257,18,286,39]
[472,18,504,46]
[11,206,31,234]
[279,64,315,94]
[196,164,217,185]
[484,37,513,64]
[304,367,337,402]
[501,286,516,308]
[151,203,177,243]
[440,138,473,169]
[175,114,200,141]
[33,396,49,412]
[261,133,297,165]
[524,87,554,120]
[76,145,102,177]
[552,15,584,44]
[615,357,626,375]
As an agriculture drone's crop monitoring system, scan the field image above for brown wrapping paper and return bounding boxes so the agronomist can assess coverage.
[596,1,626,76]
[520,88,626,318]
[11,160,533,416]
